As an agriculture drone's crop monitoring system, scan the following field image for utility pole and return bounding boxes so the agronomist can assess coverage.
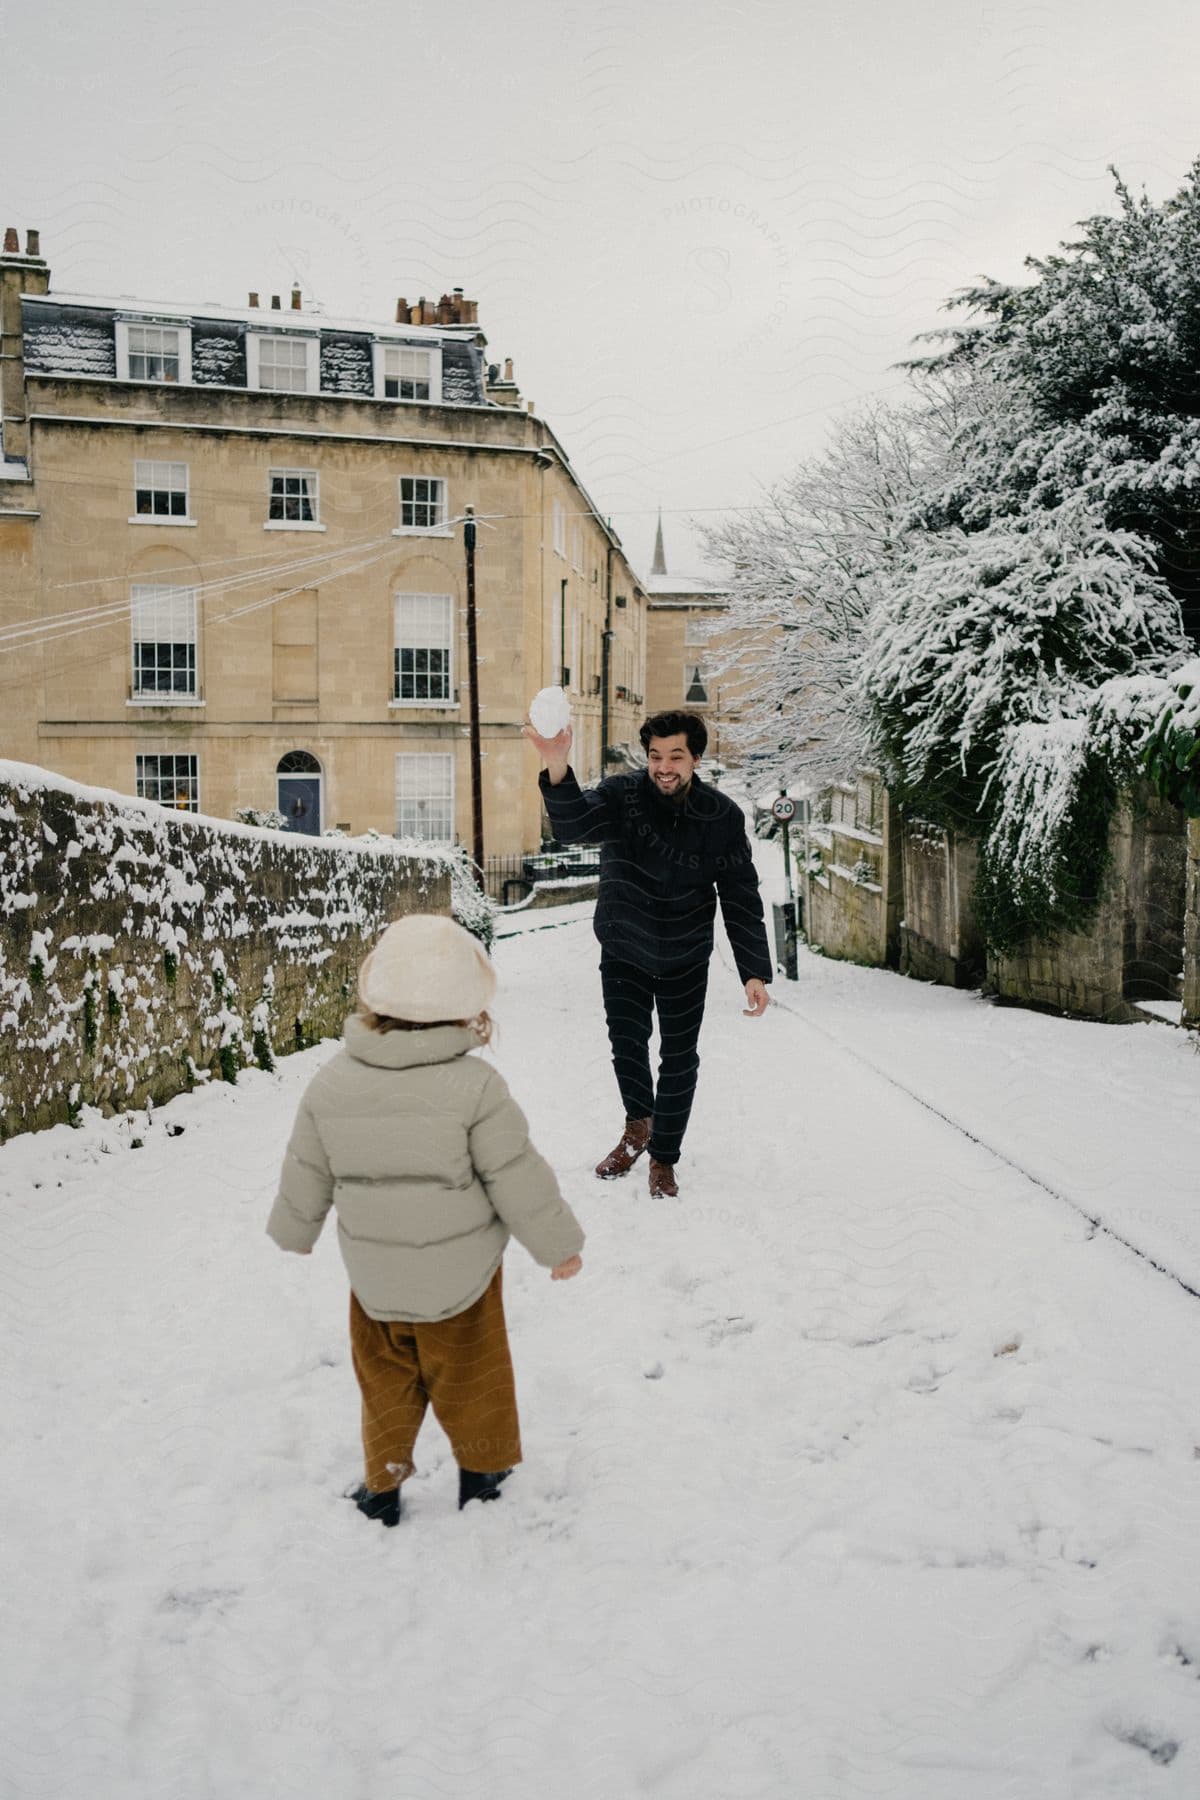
[463,506,485,883]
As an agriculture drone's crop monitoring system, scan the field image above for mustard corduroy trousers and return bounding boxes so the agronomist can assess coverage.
[348,1265,522,1493]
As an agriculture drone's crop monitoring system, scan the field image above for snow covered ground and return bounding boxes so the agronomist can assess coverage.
[4,865,1200,1798]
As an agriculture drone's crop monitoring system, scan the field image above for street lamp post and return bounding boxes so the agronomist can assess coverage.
[463,505,485,883]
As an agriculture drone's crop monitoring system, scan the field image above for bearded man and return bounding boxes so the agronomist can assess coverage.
[522,710,771,1198]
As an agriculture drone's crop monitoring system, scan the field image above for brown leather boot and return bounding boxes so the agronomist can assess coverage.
[648,1158,679,1199]
[595,1116,652,1179]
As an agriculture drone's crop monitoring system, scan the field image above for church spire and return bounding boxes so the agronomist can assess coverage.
[651,506,667,576]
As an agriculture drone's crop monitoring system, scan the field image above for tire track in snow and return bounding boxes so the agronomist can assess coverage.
[747,950,1200,1306]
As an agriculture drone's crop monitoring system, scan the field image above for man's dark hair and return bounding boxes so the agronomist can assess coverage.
[639,711,708,758]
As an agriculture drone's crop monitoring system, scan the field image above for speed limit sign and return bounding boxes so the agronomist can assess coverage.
[771,795,796,823]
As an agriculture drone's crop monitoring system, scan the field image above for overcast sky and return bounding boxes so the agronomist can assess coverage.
[6,0,1200,578]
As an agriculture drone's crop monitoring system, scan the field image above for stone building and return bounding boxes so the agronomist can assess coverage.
[0,227,647,859]
[643,512,774,771]
[643,512,731,759]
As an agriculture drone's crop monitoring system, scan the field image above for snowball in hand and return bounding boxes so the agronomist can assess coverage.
[529,685,572,738]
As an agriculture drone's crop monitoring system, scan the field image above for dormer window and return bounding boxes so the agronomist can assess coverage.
[115,320,192,384]
[374,342,442,404]
[247,333,319,393]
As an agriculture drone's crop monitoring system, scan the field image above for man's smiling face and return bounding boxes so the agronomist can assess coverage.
[647,732,699,796]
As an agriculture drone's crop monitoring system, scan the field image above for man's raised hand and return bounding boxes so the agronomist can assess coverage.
[521,721,573,784]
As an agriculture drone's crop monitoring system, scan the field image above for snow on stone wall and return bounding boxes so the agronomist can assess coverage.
[0,763,451,1139]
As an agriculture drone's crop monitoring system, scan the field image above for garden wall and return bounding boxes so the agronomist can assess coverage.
[899,822,985,988]
[1184,817,1200,1029]
[0,762,451,1138]
[801,773,902,967]
[988,787,1186,1023]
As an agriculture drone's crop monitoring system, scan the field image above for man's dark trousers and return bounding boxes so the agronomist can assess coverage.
[600,953,710,1167]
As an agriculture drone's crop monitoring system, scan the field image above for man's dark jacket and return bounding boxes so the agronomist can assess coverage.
[538,767,773,985]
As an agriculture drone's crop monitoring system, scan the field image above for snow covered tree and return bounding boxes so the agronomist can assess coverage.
[698,385,966,786]
[857,500,1183,824]
[908,162,1200,643]
[857,166,1200,945]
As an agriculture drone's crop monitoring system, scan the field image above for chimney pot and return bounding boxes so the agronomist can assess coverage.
[503,357,514,382]
[26,229,40,257]
[453,287,463,298]
[248,291,259,307]
[3,228,18,253]
[291,284,301,310]
[395,297,408,323]
[271,294,281,309]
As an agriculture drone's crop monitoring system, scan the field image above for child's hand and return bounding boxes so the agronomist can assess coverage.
[551,1254,582,1281]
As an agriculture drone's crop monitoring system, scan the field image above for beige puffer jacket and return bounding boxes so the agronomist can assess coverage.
[267,1015,584,1322]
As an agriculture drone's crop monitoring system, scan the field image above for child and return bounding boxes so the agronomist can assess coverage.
[267,911,584,1526]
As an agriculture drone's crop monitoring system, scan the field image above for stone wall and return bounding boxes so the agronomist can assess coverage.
[899,822,985,988]
[801,773,901,967]
[988,787,1186,1023]
[1183,818,1200,1029]
[0,762,450,1138]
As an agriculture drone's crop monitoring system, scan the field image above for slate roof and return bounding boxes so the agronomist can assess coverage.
[20,292,489,405]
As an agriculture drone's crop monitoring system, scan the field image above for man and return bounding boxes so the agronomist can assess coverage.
[522,709,772,1199]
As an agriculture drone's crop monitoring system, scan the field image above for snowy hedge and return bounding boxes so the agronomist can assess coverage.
[856,166,1200,947]
[0,763,453,1139]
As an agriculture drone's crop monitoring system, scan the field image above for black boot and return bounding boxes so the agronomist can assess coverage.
[349,1483,401,1528]
[458,1467,512,1510]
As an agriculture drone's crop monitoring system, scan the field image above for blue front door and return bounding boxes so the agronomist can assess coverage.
[278,776,321,835]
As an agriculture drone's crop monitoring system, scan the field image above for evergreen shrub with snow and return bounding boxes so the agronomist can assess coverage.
[859,165,1200,947]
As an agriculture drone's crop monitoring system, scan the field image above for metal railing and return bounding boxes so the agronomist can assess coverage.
[482,843,601,905]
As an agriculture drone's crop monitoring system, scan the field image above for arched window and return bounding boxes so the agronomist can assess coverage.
[276,750,322,834]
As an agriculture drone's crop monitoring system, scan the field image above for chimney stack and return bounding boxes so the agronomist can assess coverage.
[25,229,39,257]
[270,294,281,310]
[291,283,301,310]
[248,291,259,307]
[0,226,51,467]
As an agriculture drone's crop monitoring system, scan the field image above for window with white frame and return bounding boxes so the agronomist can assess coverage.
[394,592,453,703]
[116,321,192,384]
[133,459,189,519]
[552,499,566,558]
[376,344,440,402]
[248,333,318,393]
[395,752,454,840]
[397,476,448,533]
[130,584,198,699]
[267,468,319,526]
[136,753,199,811]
